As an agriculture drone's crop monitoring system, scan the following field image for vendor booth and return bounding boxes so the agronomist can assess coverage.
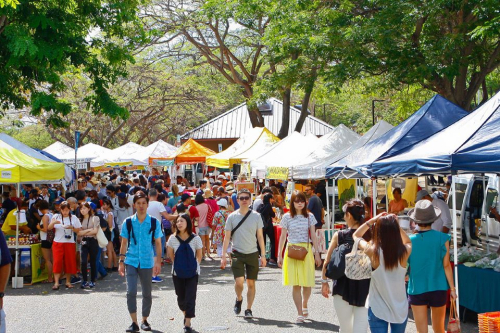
[90,142,144,168]
[43,141,75,160]
[166,138,216,165]
[126,140,177,166]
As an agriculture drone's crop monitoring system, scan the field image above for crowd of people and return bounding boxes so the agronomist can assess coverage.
[0,168,461,333]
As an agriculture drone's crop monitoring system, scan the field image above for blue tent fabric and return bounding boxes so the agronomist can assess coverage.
[326,95,468,178]
[372,91,500,176]
[36,149,63,163]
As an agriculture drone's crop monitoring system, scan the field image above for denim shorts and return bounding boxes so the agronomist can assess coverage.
[198,226,211,236]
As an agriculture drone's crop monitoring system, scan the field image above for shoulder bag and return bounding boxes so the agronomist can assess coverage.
[287,214,310,261]
[229,210,252,240]
[326,230,353,280]
[345,238,372,280]
[95,216,108,248]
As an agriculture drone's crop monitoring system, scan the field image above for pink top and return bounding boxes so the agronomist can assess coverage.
[196,203,209,228]
[206,198,219,215]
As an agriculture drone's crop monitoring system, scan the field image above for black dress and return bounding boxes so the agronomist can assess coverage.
[331,228,371,307]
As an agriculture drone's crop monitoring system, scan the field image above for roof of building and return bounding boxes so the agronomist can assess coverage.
[181,98,335,140]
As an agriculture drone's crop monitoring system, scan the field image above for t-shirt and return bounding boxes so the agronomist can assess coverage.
[1,209,28,236]
[1,198,17,219]
[167,196,181,209]
[52,214,82,243]
[167,234,203,276]
[307,195,323,228]
[280,212,316,244]
[196,203,209,228]
[252,197,263,213]
[80,215,100,239]
[225,210,264,254]
[0,232,12,267]
[148,175,159,186]
[431,198,452,232]
[189,205,199,219]
[147,200,166,222]
[231,193,240,210]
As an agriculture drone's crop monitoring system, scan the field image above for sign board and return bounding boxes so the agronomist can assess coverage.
[285,181,295,209]
[76,163,87,170]
[150,159,174,167]
[218,144,223,152]
[236,182,256,194]
[1,171,12,179]
[338,179,356,208]
[266,166,289,180]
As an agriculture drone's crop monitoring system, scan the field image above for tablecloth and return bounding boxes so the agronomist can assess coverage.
[458,264,500,313]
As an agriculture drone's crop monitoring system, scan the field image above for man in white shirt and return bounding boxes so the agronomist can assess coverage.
[416,190,452,233]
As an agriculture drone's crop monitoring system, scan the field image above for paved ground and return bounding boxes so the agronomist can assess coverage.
[6,260,479,333]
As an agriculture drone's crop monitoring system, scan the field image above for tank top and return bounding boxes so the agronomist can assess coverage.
[367,249,408,323]
[39,213,49,241]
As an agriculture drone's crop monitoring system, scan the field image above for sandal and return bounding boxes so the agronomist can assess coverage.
[65,284,74,289]
[52,284,60,290]
[296,316,305,324]
[302,308,309,318]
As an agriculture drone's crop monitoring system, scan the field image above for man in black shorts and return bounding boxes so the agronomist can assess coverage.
[221,189,266,319]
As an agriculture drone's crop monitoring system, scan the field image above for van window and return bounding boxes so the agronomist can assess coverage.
[448,183,467,210]
[486,188,498,211]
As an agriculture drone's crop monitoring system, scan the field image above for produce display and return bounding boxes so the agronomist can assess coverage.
[6,234,40,246]
[451,246,500,271]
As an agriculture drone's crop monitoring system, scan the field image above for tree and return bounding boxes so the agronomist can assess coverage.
[0,0,145,125]
[141,0,273,127]
[334,0,500,110]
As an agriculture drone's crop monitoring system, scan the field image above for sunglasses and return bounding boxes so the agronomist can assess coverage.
[238,196,251,201]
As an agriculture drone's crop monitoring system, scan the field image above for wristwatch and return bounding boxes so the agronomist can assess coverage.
[118,259,125,264]
[0,292,5,298]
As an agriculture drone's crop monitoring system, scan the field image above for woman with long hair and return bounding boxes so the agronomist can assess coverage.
[257,193,277,266]
[363,196,373,220]
[36,200,53,283]
[101,198,117,272]
[48,201,82,290]
[353,213,412,333]
[168,184,181,210]
[277,191,322,324]
[321,199,371,332]
[78,202,100,288]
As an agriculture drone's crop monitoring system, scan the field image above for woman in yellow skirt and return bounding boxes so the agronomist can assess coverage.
[277,190,322,324]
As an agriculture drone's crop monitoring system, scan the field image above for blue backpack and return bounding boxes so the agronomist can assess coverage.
[174,234,198,279]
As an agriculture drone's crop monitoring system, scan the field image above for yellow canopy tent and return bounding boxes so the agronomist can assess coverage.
[206,127,280,168]
[167,138,216,165]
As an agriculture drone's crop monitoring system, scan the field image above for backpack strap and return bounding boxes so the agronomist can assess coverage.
[150,217,157,246]
[126,218,135,249]
[230,210,252,239]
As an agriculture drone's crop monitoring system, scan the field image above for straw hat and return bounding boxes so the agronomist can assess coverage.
[203,189,214,199]
[407,200,441,224]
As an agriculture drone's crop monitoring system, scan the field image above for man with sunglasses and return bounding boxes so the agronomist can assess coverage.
[221,188,266,319]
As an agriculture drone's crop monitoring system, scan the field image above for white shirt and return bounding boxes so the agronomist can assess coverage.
[147,200,166,222]
[167,234,203,276]
[52,214,81,243]
[431,198,452,232]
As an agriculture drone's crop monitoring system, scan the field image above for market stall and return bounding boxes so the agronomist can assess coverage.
[90,142,144,167]
[126,139,177,166]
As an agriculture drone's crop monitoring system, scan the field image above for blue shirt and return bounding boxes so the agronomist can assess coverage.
[407,230,451,295]
[120,213,163,269]
[231,193,240,210]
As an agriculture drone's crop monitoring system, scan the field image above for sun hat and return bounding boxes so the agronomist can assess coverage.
[407,200,441,224]
[217,198,228,208]
[217,175,226,180]
[203,189,214,199]
[225,186,234,192]
[416,189,431,202]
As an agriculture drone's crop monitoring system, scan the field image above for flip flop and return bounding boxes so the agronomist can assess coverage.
[296,316,305,324]
[52,284,60,290]
[302,308,309,318]
[65,284,74,289]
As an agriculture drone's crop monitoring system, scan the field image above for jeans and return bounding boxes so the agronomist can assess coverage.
[161,233,166,258]
[80,238,99,282]
[126,264,153,317]
[368,307,407,333]
[0,308,6,333]
[333,295,368,333]
[173,274,198,318]
[94,246,108,280]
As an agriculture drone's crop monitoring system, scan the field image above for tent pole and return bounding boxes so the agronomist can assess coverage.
[325,181,330,230]
[14,183,20,287]
[372,177,377,217]
[331,179,336,242]
[481,174,489,253]
[451,175,460,319]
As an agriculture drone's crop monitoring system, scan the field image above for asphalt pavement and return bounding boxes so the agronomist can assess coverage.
[6,259,479,332]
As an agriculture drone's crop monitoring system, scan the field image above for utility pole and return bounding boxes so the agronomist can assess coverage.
[372,99,385,125]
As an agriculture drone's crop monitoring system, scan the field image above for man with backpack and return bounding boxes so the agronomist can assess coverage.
[220,188,266,319]
[119,191,163,332]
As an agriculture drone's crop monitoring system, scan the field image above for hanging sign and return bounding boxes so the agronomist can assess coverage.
[236,182,256,194]
[266,166,289,180]
[338,179,357,208]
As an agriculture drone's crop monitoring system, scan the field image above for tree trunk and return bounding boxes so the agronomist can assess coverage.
[294,67,318,133]
[247,104,265,127]
[278,87,291,139]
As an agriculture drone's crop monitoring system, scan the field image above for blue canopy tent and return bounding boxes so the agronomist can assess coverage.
[326,95,468,179]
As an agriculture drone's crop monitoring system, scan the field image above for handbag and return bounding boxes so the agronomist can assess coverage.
[446,300,461,333]
[326,230,353,280]
[287,244,308,260]
[345,238,372,280]
[96,225,109,248]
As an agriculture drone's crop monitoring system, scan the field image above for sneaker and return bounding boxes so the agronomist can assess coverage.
[140,320,151,331]
[152,276,163,283]
[268,260,277,266]
[183,326,193,333]
[125,322,140,332]
[80,281,89,289]
[234,297,243,315]
[88,281,95,288]
[71,276,82,284]
[244,309,253,319]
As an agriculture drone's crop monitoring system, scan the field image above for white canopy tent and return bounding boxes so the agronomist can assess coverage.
[127,140,177,166]
[59,143,112,163]
[291,124,360,179]
[90,142,144,167]
[42,141,74,160]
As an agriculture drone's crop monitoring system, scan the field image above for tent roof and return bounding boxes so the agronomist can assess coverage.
[372,91,500,176]
[60,143,112,162]
[291,124,360,179]
[127,140,177,166]
[229,128,280,165]
[250,131,320,170]
[167,138,216,164]
[326,95,468,178]
[43,141,74,159]
[90,142,144,167]
[206,127,279,169]
[0,140,65,183]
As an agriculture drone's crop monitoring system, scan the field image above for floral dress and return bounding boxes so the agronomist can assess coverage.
[212,209,230,245]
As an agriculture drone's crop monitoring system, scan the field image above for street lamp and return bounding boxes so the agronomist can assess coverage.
[372,99,385,125]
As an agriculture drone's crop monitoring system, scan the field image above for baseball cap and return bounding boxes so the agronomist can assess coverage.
[117,192,127,199]
[181,193,191,202]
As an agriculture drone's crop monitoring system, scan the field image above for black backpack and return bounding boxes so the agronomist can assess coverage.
[95,212,109,229]
[173,234,198,279]
[125,216,158,249]
[326,230,354,280]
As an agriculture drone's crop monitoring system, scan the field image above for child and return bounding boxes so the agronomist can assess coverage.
[167,214,202,333]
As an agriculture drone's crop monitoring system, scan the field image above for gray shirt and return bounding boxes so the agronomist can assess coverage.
[225,209,264,254]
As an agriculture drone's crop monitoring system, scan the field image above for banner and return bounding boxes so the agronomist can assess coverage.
[31,243,48,284]
[266,166,289,180]
[150,158,174,166]
[235,182,256,194]
[385,178,419,208]
[338,179,356,208]
[285,181,295,209]
[74,131,80,154]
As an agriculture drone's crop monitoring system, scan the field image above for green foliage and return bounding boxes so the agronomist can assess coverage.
[0,0,145,125]
[1,124,54,150]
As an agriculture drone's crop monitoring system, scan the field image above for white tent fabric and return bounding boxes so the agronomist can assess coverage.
[90,142,144,167]
[249,131,320,171]
[0,134,73,184]
[59,143,112,163]
[291,124,360,179]
[127,140,177,165]
[43,141,74,159]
